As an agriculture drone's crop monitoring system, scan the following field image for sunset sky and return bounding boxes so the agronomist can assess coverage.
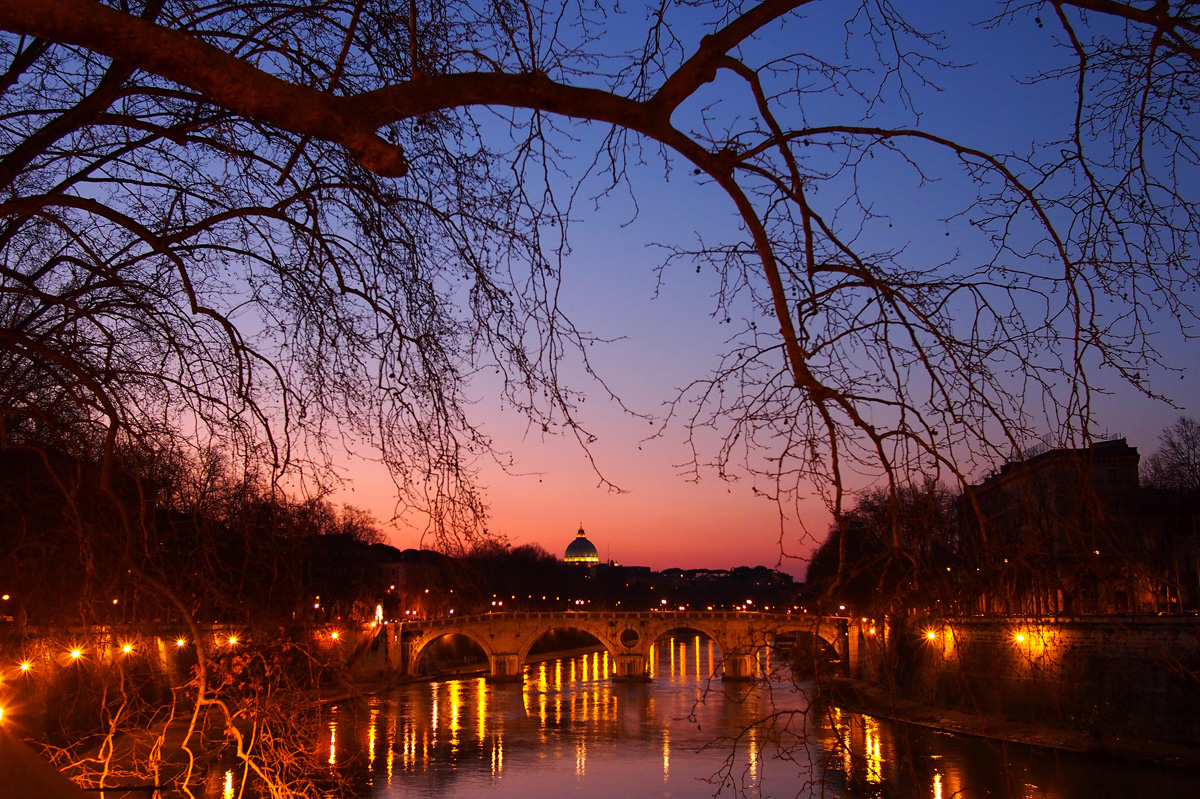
[340,3,1200,577]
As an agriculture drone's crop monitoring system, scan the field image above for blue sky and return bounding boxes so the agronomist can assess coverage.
[341,1,1200,576]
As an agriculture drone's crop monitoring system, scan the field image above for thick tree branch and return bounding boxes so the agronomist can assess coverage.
[0,0,410,176]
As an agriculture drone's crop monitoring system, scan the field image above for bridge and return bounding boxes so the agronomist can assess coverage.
[396,610,855,682]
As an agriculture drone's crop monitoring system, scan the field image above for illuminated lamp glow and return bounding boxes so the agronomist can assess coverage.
[1014,633,1026,643]
[70,649,82,659]
[176,639,187,648]
[19,662,31,672]
[925,631,937,641]
[121,644,133,654]
[227,636,239,645]
[330,632,340,640]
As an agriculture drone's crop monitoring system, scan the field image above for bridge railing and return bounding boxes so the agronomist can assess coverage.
[395,610,846,630]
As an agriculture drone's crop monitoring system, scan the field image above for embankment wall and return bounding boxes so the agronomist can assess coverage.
[868,616,1200,744]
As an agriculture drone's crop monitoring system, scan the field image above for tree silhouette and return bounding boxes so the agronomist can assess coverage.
[805,481,961,615]
[0,0,1195,521]
[2,1,1199,795]
[1142,416,1200,492]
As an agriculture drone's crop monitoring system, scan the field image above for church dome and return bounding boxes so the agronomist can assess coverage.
[564,526,600,565]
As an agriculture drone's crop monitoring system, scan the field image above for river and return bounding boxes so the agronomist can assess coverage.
[306,635,1200,799]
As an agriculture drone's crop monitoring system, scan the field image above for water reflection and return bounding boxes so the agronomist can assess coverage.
[317,636,1200,799]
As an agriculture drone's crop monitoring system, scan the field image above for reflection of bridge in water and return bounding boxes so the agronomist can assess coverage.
[398,611,856,682]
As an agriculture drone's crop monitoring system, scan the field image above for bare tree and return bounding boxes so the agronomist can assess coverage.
[1142,415,1200,491]
[805,481,961,615]
[0,0,1195,531]
[1,0,1198,794]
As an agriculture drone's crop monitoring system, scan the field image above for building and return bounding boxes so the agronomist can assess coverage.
[563,525,600,566]
[962,436,1166,615]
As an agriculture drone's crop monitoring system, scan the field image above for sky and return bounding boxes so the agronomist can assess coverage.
[340,2,1200,578]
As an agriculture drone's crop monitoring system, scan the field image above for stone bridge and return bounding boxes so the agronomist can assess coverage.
[397,610,852,682]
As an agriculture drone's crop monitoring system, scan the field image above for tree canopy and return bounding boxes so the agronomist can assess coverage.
[1142,416,1200,491]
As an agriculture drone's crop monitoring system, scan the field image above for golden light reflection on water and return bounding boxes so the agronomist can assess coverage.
[933,771,944,799]
[222,769,233,799]
[367,709,377,770]
[747,725,759,784]
[328,638,722,786]
[829,705,854,781]
[430,683,438,739]
[662,725,670,782]
[476,677,487,743]
[864,715,883,784]
[447,679,461,752]
[385,709,394,786]
[490,734,503,777]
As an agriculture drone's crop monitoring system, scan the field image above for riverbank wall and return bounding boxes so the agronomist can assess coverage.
[851,616,1200,748]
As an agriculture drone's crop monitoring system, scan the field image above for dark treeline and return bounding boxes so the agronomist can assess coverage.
[0,420,385,630]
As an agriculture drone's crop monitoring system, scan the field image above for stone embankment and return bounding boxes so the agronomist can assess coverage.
[839,615,1200,765]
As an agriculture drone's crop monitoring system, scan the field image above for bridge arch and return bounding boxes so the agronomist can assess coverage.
[409,630,496,677]
[516,624,623,667]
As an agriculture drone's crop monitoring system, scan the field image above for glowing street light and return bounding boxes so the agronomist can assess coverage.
[69,648,83,659]
[176,639,187,648]
[18,661,31,672]
[121,644,133,655]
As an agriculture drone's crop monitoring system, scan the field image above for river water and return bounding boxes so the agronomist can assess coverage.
[313,636,1200,799]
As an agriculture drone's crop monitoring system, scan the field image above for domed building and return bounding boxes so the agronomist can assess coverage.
[564,525,600,565]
